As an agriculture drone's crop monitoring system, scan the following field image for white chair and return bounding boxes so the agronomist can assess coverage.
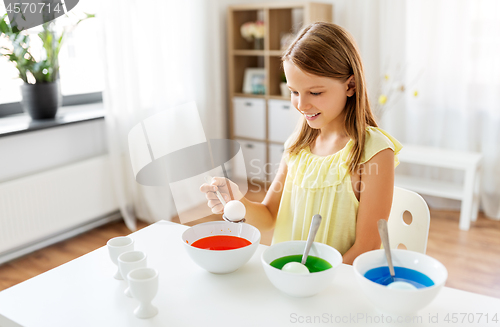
[387,187,431,254]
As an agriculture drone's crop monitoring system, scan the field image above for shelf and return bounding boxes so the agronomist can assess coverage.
[398,145,482,169]
[232,50,285,57]
[234,93,266,99]
[395,175,464,200]
[233,50,266,56]
[233,94,292,101]
[233,136,266,143]
[269,50,286,57]
[268,95,291,101]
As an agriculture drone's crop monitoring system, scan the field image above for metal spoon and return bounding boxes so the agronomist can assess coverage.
[282,214,322,273]
[301,214,322,265]
[204,175,227,206]
[377,219,418,289]
[378,219,396,283]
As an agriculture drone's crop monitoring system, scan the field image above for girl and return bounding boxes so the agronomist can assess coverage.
[200,22,402,265]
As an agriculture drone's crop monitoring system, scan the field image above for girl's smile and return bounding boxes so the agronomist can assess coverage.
[303,112,320,120]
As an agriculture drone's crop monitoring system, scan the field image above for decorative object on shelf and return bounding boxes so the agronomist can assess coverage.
[280,32,295,50]
[243,68,266,95]
[240,21,265,50]
[374,63,422,119]
[280,72,290,98]
[0,12,93,120]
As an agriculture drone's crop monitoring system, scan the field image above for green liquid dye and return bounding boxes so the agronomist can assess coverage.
[270,255,332,273]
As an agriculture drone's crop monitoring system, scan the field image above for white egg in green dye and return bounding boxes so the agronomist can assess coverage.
[282,262,310,274]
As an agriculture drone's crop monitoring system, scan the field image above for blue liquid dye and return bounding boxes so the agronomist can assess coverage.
[364,266,435,289]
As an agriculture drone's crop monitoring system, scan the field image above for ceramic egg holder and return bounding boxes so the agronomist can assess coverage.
[107,236,135,280]
[107,237,160,319]
[128,267,159,319]
[118,251,148,297]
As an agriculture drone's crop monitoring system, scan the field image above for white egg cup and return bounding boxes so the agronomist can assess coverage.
[118,251,147,297]
[128,267,159,319]
[107,236,135,280]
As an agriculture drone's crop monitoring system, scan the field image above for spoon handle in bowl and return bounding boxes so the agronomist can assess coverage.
[378,219,395,278]
[301,214,322,265]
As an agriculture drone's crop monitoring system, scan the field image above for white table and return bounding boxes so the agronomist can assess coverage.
[0,221,498,327]
[395,145,482,230]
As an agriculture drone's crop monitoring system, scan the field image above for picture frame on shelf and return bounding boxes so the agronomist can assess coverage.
[243,68,266,95]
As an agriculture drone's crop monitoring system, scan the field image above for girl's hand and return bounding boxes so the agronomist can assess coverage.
[199,177,243,214]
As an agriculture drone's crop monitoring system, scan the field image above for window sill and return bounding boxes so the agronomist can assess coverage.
[0,103,105,138]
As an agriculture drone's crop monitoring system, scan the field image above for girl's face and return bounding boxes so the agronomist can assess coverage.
[283,60,355,133]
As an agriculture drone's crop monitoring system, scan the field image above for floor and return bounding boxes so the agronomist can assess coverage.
[0,206,499,299]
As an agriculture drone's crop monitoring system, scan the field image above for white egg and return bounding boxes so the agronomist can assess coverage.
[387,281,418,290]
[224,200,246,221]
[282,262,310,274]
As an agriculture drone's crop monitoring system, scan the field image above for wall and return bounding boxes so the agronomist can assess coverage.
[0,119,107,183]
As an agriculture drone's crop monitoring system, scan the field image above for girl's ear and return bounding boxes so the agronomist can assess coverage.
[346,75,356,97]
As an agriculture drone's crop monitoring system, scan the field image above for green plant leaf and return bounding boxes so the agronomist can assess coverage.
[0,14,12,34]
[1,11,95,84]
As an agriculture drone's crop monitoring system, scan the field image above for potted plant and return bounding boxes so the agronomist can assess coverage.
[0,13,93,120]
[240,21,265,50]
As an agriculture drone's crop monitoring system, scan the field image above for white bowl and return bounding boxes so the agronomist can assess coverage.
[181,221,261,274]
[353,249,448,316]
[261,241,342,297]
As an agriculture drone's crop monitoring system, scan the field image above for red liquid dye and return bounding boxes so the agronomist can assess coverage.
[191,235,251,250]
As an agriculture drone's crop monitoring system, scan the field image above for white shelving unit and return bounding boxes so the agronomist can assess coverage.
[395,145,482,231]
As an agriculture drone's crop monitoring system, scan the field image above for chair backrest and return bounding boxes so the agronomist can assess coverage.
[387,187,430,254]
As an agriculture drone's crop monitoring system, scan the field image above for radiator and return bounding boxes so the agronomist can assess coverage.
[0,155,119,263]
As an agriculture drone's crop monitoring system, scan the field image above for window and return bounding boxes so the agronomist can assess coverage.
[0,0,103,114]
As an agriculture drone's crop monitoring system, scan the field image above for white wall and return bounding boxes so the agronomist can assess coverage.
[0,119,107,183]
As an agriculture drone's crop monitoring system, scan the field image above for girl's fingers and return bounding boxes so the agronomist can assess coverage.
[206,192,218,200]
[205,192,231,202]
[210,177,227,187]
[200,183,218,193]
[207,201,224,214]
[207,199,220,209]
[212,204,224,214]
[199,183,211,193]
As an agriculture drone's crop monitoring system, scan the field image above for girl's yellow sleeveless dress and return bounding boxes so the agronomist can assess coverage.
[271,126,403,255]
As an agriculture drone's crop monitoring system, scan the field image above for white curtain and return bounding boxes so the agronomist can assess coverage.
[339,0,500,220]
[99,0,226,230]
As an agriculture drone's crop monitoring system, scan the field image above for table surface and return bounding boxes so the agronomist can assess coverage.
[0,221,499,327]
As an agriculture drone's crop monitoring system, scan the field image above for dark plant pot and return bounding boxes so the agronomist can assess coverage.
[21,81,61,120]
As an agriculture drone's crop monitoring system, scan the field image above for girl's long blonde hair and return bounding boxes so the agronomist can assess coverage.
[283,22,377,174]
